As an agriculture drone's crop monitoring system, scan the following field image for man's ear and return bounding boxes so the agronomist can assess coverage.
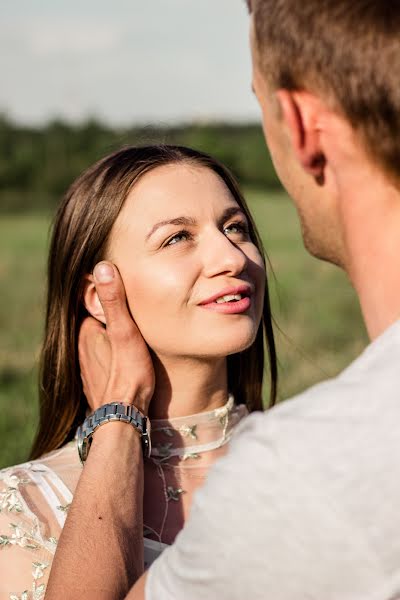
[276,89,326,181]
[82,274,106,325]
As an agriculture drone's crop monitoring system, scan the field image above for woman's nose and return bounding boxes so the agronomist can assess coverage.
[201,230,248,278]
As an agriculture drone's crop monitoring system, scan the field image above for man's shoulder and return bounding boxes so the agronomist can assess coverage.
[236,317,400,447]
[218,318,400,497]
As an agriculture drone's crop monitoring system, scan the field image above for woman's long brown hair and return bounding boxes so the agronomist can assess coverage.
[30,145,277,460]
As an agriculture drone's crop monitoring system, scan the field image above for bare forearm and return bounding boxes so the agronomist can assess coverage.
[45,423,144,600]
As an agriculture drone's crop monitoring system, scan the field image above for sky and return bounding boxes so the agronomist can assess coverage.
[1,0,260,126]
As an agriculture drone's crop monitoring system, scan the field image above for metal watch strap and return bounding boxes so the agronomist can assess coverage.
[77,402,151,463]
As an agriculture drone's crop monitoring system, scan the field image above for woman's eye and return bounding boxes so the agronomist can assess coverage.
[224,222,249,237]
[166,231,191,246]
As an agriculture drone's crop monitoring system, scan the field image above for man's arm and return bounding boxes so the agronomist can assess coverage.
[46,424,145,599]
[45,262,154,599]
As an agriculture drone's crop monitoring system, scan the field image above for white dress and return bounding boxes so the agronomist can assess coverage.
[0,397,247,599]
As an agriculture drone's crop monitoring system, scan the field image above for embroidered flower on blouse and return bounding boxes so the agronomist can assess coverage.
[32,584,46,600]
[178,424,198,440]
[166,486,185,502]
[48,536,58,546]
[56,503,71,513]
[182,452,201,461]
[0,523,39,550]
[32,561,48,581]
[10,591,29,600]
[32,565,48,600]
[219,414,228,428]
[0,474,30,514]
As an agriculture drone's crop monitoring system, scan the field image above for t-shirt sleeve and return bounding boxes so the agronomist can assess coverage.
[145,412,385,600]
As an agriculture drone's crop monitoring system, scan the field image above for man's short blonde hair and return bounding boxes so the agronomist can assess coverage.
[250,0,400,182]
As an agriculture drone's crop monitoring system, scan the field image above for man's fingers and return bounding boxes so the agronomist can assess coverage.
[93,261,148,373]
[78,316,108,362]
[79,314,105,340]
[78,316,110,409]
[87,261,155,413]
[93,261,137,337]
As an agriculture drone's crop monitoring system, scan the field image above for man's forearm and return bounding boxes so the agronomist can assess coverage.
[45,423,144,600]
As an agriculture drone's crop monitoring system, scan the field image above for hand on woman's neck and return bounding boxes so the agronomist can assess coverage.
[148,354,229,420]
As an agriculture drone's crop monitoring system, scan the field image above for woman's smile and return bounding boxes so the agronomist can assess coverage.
[199,295,252,314]
[198,282,254,313]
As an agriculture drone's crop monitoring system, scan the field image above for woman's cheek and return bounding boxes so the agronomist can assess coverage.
[122,266,187,334]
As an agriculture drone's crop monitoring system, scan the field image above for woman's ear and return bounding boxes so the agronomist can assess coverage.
[82,274,106,325]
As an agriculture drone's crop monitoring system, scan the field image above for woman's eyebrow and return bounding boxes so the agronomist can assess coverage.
[146,216,197,241]
[219,206,247,226]
[145,207,247,241]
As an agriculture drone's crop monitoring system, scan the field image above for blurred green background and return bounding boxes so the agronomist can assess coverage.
[0,120,368,468]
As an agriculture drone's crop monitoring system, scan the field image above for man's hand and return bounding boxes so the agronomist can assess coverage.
[79,261,155,414]
[46,261,153,600]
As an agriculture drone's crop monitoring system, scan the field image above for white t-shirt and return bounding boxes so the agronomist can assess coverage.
[146,319,400,600]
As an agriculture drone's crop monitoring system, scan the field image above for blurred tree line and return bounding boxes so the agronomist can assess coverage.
[0,115,281,213]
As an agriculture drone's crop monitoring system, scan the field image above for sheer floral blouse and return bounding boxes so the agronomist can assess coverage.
[0,396,247,599]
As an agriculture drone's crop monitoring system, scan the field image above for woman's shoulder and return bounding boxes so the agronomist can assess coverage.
[1,441,81,503]
[0,441,81,529]
[0,442,81,598]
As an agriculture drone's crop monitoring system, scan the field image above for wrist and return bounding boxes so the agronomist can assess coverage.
[129,390,152,416]
[77,402,152,463]
[91,420,142,450]
[102,392,151,416]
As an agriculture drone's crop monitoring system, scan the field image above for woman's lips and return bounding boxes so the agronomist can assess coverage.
[199,296,251,314]
[199,284,253,305]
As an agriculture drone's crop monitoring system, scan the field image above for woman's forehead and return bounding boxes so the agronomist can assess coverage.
[121,162,239,222]
[106,162,243,254]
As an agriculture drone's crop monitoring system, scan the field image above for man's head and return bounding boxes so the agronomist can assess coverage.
[247,0,400,268]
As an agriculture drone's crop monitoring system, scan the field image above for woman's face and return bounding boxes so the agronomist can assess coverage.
[107,163,266,360]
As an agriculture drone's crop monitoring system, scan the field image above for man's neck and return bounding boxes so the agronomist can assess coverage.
[340,167,400,340]
[148,354,228,420]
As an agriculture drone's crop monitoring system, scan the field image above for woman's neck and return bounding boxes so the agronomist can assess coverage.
[148,355,228,420]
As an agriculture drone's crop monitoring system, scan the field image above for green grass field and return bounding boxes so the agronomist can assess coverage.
[0,191,368,468]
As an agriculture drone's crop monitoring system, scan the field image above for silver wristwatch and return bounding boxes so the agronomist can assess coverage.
[76,402,151,463]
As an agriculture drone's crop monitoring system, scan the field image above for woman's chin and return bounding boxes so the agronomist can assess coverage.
[205,330,258,358]
[148,323,260,361]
